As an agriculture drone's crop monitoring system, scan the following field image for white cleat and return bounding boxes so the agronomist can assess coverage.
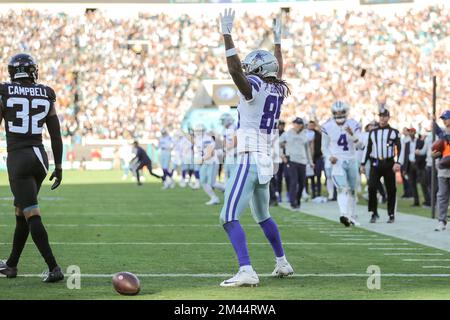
[170,179,175,189]
[205,197,220,205]
[350,218,361,227]
[272,261,294,278]
[435,221,447,232]
[190,180,200,190]
[162,180,170,190]
[179,179,187,188]
[220,269,259,287]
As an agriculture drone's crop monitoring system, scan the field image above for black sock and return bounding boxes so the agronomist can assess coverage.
[27,215,57,271]
[6,215,29,268]
[136,170,141,183]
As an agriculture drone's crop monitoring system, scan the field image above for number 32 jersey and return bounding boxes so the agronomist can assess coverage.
[0,82,56,152]
[321,118,361,160]
[236,75,284,156]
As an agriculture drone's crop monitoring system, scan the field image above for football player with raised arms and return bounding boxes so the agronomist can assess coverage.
[0,54,64,282]
[321,101,362,227]
[218,9,294,287]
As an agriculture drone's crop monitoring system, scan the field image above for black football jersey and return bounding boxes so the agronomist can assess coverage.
[0,82,56,152]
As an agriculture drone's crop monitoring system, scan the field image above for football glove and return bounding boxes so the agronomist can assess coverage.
[50,168,62,190]
[273,16,282,44]
[220,8,235,35]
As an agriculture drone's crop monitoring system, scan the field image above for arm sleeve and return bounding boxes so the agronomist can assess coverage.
[321,132,331,161]
[305,139,313,165]
[361,131,372,165]
[395,132,403,165]
[45,114,63,166]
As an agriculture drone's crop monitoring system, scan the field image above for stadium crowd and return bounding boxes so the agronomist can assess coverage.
[0,6,448,144]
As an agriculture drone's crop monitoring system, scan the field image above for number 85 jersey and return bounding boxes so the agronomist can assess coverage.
[0,82,56,152]
[321,118,361,160]
[236,75,284,156]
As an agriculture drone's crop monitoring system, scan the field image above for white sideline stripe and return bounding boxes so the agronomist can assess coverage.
[403,259,450,262]
[422,266,450,269]
[33,147,48,174]
[0,224,304,228]
[384,253,444,256]
[339,238,391,241]
[329,235,378,237]
[0,242,411,246]
[369,248,423,250]
[16,273,450,278]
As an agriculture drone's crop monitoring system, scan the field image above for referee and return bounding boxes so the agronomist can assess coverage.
[361,107,402,223]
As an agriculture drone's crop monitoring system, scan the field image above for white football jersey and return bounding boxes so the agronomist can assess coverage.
[159,135,173,151]
[321,118,361,160]
[194,134,217,165]
[223,124,237,163]
[236,75,284,156]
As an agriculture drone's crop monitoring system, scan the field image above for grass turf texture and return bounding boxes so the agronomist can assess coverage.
[0,170,449,300]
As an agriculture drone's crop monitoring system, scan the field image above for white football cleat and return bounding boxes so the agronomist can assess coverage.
[162,180,170,190]
[272,261,294,278]
[205,197,220,205]
[169,178,175,188]
[350,218,361,227]
[220,269,259,287]
[179,179,187,188]
[189,180,200,190]
[435,221,447,232]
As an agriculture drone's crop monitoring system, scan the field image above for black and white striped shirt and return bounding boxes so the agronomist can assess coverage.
[362,125,402,165]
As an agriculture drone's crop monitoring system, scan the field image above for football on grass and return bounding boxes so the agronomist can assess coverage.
[432,139,445,153]
[112,272,140,295]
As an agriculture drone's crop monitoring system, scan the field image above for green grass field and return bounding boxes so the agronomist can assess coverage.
[0,171,449,300]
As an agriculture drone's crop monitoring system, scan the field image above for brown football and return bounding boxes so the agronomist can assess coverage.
[112,272,140,295]
[432,139,445,153]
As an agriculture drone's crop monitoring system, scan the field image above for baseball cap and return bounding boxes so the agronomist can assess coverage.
[378,106,390,117]
[440,110,450,120]
[293,117,304,125]
[408,128,416,134]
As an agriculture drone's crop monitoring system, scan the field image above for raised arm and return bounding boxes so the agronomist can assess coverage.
[273,16,283,79]
[220,9,252,100]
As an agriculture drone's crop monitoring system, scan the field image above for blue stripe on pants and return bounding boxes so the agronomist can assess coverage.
[232,155,250,221]
[226,156,245,222]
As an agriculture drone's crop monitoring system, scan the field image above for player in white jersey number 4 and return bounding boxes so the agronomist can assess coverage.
[218,9,294,287]
[321,101,362,227]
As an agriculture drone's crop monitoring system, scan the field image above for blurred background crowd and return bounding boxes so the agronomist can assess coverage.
[0,5,448,143]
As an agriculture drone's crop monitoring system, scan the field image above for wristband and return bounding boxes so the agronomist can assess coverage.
[225,48,237,57]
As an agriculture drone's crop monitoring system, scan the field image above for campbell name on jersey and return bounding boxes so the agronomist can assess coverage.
[321,118,361,159]
[236,75,283,156]
[0,82,56,152]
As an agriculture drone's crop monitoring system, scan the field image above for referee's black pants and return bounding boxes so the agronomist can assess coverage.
[368,159,397,217]
[287,161,306,208]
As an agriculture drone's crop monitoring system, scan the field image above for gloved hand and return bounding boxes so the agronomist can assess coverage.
[220,8,235,35]
[50,168,62,190]
[273,15,282,44]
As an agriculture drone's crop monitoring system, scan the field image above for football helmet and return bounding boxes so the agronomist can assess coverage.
[331,101,349,124]
[242,50,279,78]
[220,113,234,128]
[193,123,206,133]
[8,53,39,81]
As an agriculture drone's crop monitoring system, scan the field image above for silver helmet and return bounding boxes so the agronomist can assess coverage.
[219,113,234,128]
[242,50,279,78]
[331,101,349,124]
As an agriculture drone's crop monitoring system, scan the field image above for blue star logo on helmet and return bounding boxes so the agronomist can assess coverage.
[253,52,267,62]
